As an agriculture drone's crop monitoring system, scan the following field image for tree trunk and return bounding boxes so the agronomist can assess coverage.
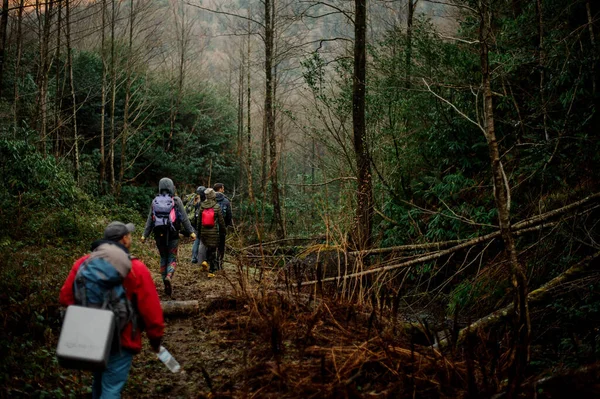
[54,0,62,157]
[445,252,599,347]
[265,0,284,238]
[586,0,596,95]
[119,0,135,197]
[12,0,24,130]
[0,0,9,97]
[36,0,54,154]
[479,1,529,397]
[247,17,254,202]
[66,0,79,182]
[536,0,549,141]
[352,0,373,249]
[109,0,117,192]
[99,0,107,191]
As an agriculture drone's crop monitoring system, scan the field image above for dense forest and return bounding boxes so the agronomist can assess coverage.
[1,0,599,397]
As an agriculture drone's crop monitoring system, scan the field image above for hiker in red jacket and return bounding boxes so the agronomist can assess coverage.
[59,221,165,399]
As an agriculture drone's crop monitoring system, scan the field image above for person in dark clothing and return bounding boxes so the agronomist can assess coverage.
[197,188,226,278]
[142,177,196,296]
[213,183,233,269]
[191,185,206,264]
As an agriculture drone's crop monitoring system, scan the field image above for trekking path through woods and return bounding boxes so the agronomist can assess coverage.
[126,239,248,398]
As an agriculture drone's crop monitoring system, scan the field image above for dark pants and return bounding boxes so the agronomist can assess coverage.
[217,233,226,270]
[157,238,179,280]
[206,245,218,273]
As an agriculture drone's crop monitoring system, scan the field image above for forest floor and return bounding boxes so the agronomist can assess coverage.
[123,238,252,398]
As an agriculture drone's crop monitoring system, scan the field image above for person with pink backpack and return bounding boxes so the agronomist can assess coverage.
[142,177,196,296]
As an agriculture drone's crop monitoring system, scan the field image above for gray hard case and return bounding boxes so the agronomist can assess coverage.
[56,305,116,371]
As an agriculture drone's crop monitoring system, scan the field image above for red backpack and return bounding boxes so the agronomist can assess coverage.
[201,208,215,227]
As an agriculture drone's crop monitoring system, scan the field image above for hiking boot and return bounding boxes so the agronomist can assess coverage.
[207,273,215,278]
[201,261,209,272]
[164,276,172,296]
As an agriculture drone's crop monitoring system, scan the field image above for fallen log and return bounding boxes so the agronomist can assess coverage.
[161,300,199,316]
[293,223,558,287]
[439,251,600,346]
[349,192,600,257]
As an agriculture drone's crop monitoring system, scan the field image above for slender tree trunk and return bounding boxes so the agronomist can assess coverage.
[167,1,187,152]
[405,0,416,91]
[99,0,107,191]
[109,0,117,192]
[119,0,135,197]
[536,0,549,141]
[0,0,9,97]
[479,1,530,397]
[36,0,54,154]
[265,0,284,238]
[352,0,373,249]
[12,0,24,130]
[586,0,596,95]
[66,0,79,182]
[247,17,254,202]
[54,0,62,157]
[238,54,245,188]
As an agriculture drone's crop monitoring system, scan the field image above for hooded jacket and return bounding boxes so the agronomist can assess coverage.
[143,178,196,239]
[215,192,233,228]
[59,245,164,353]
[196,198,226,247]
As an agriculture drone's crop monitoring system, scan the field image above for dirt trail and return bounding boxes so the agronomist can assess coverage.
[124,239,246,398]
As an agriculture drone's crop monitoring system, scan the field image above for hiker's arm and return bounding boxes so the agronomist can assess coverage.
[135,263,165,341]
[143,207,154,238]
[59,256,87,306]
[217,207,226,234]
[225,200,233,227]
[175,197,196,236]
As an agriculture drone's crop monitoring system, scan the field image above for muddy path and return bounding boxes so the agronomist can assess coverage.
[124,239,250,398]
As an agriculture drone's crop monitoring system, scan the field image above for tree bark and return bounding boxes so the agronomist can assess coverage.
[265,0,284,238]
[443,252,600,347]
[161,300,199,316]
[0,0,9,97]
[99,0,107,191]
[247,16,254,202]
[119,0,135,197]
[478,1,529,396]
[66,0,79,182]
[536,0,549,141]
[352,0,373,249]
[12,0,24,130]
[109,0,117,192]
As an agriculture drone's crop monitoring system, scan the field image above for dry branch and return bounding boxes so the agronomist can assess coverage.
[439,251,600,346]
[294,222,559,287]
[350,192,600,258]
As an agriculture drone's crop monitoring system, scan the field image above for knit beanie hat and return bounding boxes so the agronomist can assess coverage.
[204,188,216,200]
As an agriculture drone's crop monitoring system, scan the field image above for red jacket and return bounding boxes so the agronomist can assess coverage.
[59,254,165,353]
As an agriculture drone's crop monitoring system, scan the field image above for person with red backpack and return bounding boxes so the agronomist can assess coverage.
[141,177,196,296]
[59,221,165,398]
[196,188,226,278]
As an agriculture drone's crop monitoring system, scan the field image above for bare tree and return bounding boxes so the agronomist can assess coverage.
[352,0,373,249]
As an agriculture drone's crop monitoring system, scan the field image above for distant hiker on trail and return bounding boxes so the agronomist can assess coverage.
[191,185,207,265]
[196,188,226,278]
[184,185,204,220]
[59,221,165,399]
[213,183,233,269]
[141,177,196,296]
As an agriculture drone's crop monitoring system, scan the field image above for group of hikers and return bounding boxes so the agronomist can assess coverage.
[141,177,233,297]
[58,177,233,398]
